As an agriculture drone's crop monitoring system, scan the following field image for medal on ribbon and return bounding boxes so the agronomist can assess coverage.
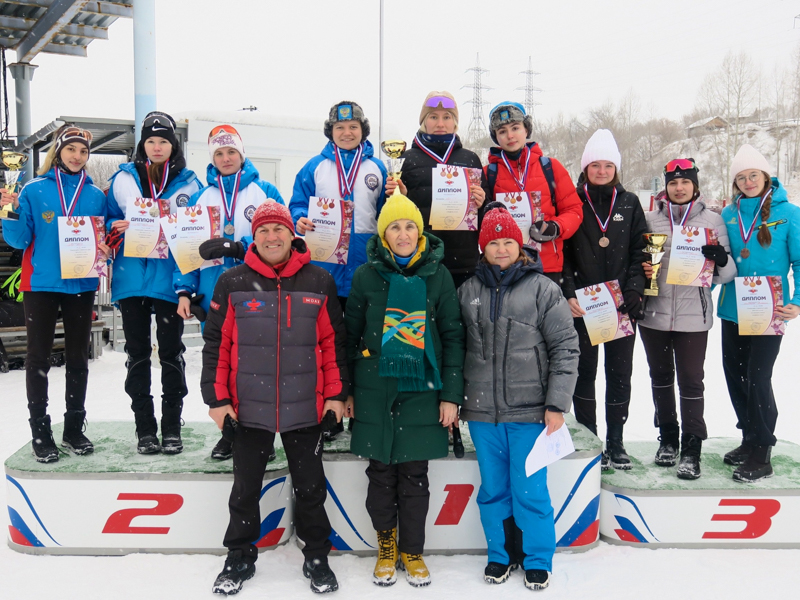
[737,190,771,259]
[414,133,456,164]
[334,143,364,200]
[55,169,87,218]
[584,184,617,247]
[147,160,170,201]
[500,147,530,192]
[218,170,242,238]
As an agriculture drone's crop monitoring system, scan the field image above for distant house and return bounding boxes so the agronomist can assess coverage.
[687,116,729,139]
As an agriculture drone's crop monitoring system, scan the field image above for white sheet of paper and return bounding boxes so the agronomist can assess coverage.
[525,425,576,477]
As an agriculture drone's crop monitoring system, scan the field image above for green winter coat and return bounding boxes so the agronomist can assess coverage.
[345,232,465,465]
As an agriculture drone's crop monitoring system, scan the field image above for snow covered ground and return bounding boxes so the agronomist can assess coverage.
[2,324,800,598]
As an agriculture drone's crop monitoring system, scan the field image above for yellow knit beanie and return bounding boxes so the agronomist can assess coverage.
[377,194,424,241]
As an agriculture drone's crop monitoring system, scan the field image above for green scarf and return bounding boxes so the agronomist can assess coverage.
[379,270,442,392]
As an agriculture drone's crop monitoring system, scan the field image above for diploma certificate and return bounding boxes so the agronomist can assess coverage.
[123,197,169,259]
[429,164,481,231]
[58,216,107,279]
[174,205,223,275]
[495,191,544,247]
[665,227,717,288]
[735,276,785,336]
[303,197,354,265]
[576,280,635,346]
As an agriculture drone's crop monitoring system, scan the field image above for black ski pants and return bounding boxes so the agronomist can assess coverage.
[118,296,186,432]
[721,319,782,447]
[639,326,708,439]
[23,290,95,419]
[224,423,332,562]
[571,316,637,435]
[365,459,429,555]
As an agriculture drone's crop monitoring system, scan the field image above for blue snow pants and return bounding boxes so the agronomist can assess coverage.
[469,421,555,571]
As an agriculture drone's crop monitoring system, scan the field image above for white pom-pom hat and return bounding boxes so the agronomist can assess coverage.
[581,129,622,172]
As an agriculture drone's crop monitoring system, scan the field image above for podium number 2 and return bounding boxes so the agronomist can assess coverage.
[102,493,184,534]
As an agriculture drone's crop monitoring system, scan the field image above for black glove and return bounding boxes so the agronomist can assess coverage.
[619,290,644,320]
[530,220,560,243]
[199,238,246,260]
[190,294,206,322]
[701,244,729,268]
[222,413,238,443]
[320,409,339,433]
[452,424,465,459]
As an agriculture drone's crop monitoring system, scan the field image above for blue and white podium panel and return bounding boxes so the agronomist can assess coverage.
[321,417,602,555]
[600,439,800,548]
[6,418,601,556]
[5,422,293,555]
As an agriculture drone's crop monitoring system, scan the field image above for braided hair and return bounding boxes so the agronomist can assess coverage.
[732,171,773,248]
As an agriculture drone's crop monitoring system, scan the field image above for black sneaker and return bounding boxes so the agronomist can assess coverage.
[162,433,183,455]
[137,434,161,455]
[484,562,516,584]
[29,415,59,463]
[303,558,339,594]
[212,437,233,460]
[212,552,255,595]
[524,569,550,591]
[724,442,752,466]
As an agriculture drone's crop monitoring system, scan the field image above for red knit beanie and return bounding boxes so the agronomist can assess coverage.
[251,201,295,236]
[479,205,523,252]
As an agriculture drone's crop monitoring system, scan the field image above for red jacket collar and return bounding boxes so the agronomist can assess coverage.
[244,238,311,279]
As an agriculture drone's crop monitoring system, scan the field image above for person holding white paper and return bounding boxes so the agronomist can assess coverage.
[0,125,113,462]
[173,124,284,461]
[458,205,578,592]
[639,159,735,479]
[717,144,800,482]
[106,112,202,455]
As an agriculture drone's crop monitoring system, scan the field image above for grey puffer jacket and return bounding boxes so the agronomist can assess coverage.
[458,248,579,424]
[641,194,737,332]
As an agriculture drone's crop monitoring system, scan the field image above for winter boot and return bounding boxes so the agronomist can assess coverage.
[606,424,631,470]
[303,557,339,593]
[676,434,702,480]
[373,528,398,586]
[29,415,59,463]
[399,552,431,587]
[61,410,94,455]
[134,410,160,454]
[161,401,183,455]
[524,569,550,591]
[484,562,517,584]
[654,423,680,467]
[724,441,752,466]
[733,445,773,482]
[212,436,233,460]
[211,550,255,595]
[600,450,611,471]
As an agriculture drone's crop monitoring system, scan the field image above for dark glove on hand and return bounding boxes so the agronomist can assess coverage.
[190,294,206,322]
[530,220,560,243]
[320,409,338,433]
[104,228,123,253]
[619,290,644,320]
[199,238,246,260]
[701,244,729,267]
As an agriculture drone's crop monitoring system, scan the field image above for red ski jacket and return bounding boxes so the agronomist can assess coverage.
[485,143,583,274]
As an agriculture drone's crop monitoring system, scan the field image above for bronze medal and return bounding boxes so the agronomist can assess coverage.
[224,223,235,236]
[599,236,610,248]
[740,247,750,259]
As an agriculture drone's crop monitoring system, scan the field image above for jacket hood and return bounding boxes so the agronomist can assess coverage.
[320,139,376,161]
[206,157,260,189]
[244,237,310,279]
[365,231,444,277]
[487,141,542,165]
[475,245,543,288]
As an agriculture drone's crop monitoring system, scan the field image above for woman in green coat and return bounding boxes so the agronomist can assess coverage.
[344,193,465,588]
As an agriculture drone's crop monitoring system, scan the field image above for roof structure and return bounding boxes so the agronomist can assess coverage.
[0,0,131,62]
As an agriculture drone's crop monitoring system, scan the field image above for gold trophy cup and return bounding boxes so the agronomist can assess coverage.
[643,233,669,296]
[380,140,407,196]
[1,151,28,221]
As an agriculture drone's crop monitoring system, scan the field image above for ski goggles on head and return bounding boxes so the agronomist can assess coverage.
[208,124,240,139]
[142,112,175,133]
[664,158,697,174]
[55,127,93,152]
[424,95,457,109]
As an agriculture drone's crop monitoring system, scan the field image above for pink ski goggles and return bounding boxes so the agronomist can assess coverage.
[424,95,456,109]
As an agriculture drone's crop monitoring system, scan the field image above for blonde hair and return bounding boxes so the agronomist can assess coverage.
[37,143,58,176]
[732,171,773,247]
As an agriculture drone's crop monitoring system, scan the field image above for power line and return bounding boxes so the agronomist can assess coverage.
[517,56,543,123]
[462,53,491,146]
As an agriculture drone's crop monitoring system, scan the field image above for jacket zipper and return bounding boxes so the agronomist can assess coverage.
[502,320,512,410]
[276,278,282,431]
[492,286,500,424]
[534,346,544,392]
[286,294,291,328]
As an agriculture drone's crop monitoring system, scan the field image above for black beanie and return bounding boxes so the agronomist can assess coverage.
[664,158,699,188]
[137,111,178,156]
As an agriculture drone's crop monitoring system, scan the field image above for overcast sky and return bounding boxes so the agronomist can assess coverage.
[8,0,800,145]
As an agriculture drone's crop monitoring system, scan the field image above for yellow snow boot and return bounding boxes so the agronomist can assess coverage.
[399,552,431,587]
[373,528,398,586]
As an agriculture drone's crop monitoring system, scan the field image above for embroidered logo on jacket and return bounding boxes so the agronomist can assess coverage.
[210,300,220,311]
[613,213,624,221]
[364,173,379,191]
[244,205,256,222]
[470,298,481,306]
[303,297,322,305]
[243,298,266,312]
[42,211,55,223]
[176,194,190,207]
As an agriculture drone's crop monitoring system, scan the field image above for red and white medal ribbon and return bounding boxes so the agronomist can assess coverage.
[668,200,695,233]
[500,147,530,192]
[583,184,617,236]
[217,170,242,226]
[334,143,364,200]
[147,160,170,200]
[737,189,771,247]
[414,132,456,164]
[55,169,87,217]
